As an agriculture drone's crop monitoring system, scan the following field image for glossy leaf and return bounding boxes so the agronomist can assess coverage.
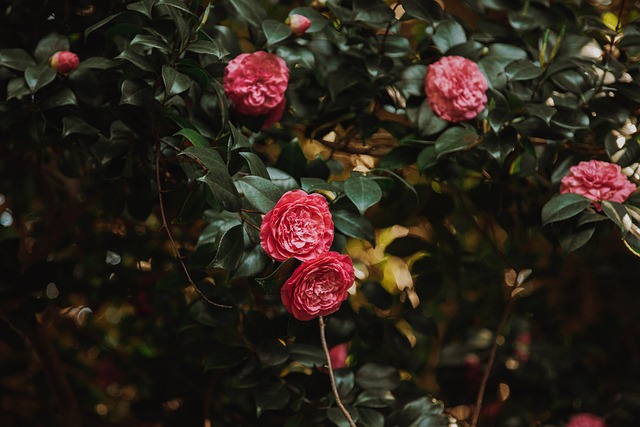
[235,176,284,214]
[435,127,479,158]
[0,48,35,71]
[24,64,56,93]
[262,20,292,46]
[344,173,382,215]
[541,193,591,225]
[198,168,242,212]
[332,209,376,245]
[433,20,466,53]
[207,224,244,270]
[256,258,300,294]
[162,65,192,97]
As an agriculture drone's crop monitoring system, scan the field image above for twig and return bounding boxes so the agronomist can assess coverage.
[154,142,231,309]
[470,296,515,427]
[319,316,357,427]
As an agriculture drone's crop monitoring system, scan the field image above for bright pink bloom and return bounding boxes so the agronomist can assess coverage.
[281,252,354,321]
[329,343,349,369]
[260,190,334,262]
[560,160,635,210]
[49,51,79,74]
[289,14,311,35]
[425,55,488,122]
[566,413,607,427]
[223,51,289,127]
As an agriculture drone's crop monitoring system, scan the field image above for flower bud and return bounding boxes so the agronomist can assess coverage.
[289,14,311,36]
[49,51,79,74]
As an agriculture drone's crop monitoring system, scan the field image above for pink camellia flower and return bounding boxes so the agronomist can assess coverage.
[289,14,311,35]
[281,252,355,321]
[560,160,636,210]
[223,51,289,127]
[425,55,488,122]
[329,343,349,369]
[566,413,607,427]
[49,51,79,74]
[260,190,334,262]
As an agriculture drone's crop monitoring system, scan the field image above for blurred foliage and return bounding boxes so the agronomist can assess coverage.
[1,0,640,426]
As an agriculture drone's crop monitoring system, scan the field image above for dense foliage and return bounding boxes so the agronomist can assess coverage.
[1,0,640,426]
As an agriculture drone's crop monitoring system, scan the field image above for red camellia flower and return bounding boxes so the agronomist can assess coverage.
[329,343,349,369]
[49,51,80,74]
[281,252,355,321]
[425,55,488,122]
[560,160,636,210]
[223,51,289,127]
[289,14,311,35]
[260,190,334,262]
[566,413,607,427]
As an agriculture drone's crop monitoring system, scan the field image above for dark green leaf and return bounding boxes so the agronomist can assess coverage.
[130,34,171,53]
[116,49,155,72]
[541,193,591,225]
[262,20,292,46]
[344,173,382,215]
[525,104,556,125]
[239,152,269,179]
[84,12,124,38]
[0,48,35,71]
[236,176,284,213]
[354,0,394,27]
[24,64,57,93]
[257,339,289,367]
[198,168,242,212]
[34,33,70,63]
[120,80,154,106]
[181,146,224,169]
[355,364,400,390]
[62,116,98,138]
[288,343,326,367]
[601,201,631,236]
[402,0,443,23]
[417,145,437,173]
[435,127,478,158]
[228,0,267,29]
[506,59,544,81]
[253,382,290,417]
[354,389,396,408]
[397,64,427,97]
[175,128,209,148]
[78,57,117,70]
[6,77,29,101]
[162,65,192,97]
[185,39,228,59]
[408,99,448,137]
[328,406,360,427]
[559,224,596,254]
[207,224,243,270]
[433,20,466,53]
[127,0,157,18]
[174,184,207,224]
[358,408,385,427]
[204,346,250,370]
[256,258,300,294]
[332,209,376,245]
[41,87,78,109]
[156,0,197,16]
[400,397,447,426]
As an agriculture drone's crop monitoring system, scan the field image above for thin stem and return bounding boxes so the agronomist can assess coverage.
[319,316,357,427]
[470,296,515,427]
[155,141,230,309]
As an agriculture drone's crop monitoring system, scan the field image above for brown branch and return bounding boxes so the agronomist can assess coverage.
[470,296,515,427]
[319,316,357,427]
[154,142,231,309]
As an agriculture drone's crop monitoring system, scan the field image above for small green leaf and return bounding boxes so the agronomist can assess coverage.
[120,80,154,106]
[601,201,631,237]
[332,210,375,245]
[156,0,197,16]
[85,12,124,38]
[0,48,36,71]
[228,0,267,29]
[288,343,326,367]
[207,224,244,270]
[239,152,269,179]
[435,127,478,158]
[358,408,385,427]
[6,77,29,101]
[78,57,117,70]
[256,258,300,294]
[174,128,209,148]
[408,99,448,137]
[253,382,290,417]
[506,59,544,81]
[262,20,292,46]
[344,173,382,215]
[127,0,156,18]
[355,364,400,390]
[257,339,289,367]
[204,346,250,370]
[185,39,228,59]
[417,145,437,173]
[130,34,171,53]
[198,168,242,212]
[559,224,596,254]
[328,406,360,427]
[115,50,155,72]
[34,33,70,63]
[354,389,396,408]
[401,0,443,23]
[236,176,284,214]
[433,20,466,53]
[24,64,57,93]
[41,87,78,109]
[162,65,192,97]
[181,146,224,169]
[541,193,591,225]
[62,116,98,138]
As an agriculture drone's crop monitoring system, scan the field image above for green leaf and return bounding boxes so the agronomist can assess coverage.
[204,346,250,370]
[6,77,29,101]
[256,258,300,294]
[435,127,478,158]
[358,408,385,427]
[400,397,447,426]
[559,224,596,254]
[333,210,376,245]
[354,0,394,27]
[181,146,225,170]
[0,48,36,71]
[601,201,631,237]
[228,0,267,29]
[34,33,70,63]
[397,64,427,97]
[401,0,443,23]
[156,0,197,16]
[262,20,292,47]
[127,0,157,18]
[41,87,78,109]
[185,39,228,59]
[354,389,396,408]
[433,20,466,53]
[506,59,544,81]
[116,50,155,72]
[229,123,251,150]
[174,128,208,148]
[62,116,98,138]
[525,104,556,125]
[541,193,591,225]
[257,339,289,367]
[239,152,269,179]
[344,173,382,215]
[408,99,448,137]
[120,80,154,106]
[288,343,326,367]
[130,34,171,53]
[198,168,242,212]
[174,184,207,224]
[328,406,360,427]
[24,64,57,93]
[78,57,117,70]
[355,364,400,390]
[253,382,290,417]
[236,176,284,214]
[207,224,243,270]
[162,65,192,97]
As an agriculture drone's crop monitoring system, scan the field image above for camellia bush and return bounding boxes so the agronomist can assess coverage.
[2,0,640,426]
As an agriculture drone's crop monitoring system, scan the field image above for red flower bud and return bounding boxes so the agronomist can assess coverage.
[289,14,311,36]
[49,51,79,74]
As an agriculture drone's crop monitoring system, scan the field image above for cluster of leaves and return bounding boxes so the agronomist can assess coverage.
[1,0,640,426]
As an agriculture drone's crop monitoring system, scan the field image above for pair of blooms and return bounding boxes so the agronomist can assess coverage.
[223,51,492,128]
[259,190,355,321]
